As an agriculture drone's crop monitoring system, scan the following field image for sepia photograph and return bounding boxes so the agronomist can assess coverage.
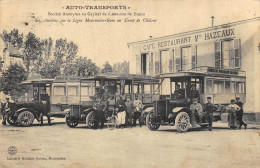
[0,0,259,167]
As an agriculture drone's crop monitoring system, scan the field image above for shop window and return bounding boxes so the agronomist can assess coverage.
[54,86,66,96]
[68,86,78,96]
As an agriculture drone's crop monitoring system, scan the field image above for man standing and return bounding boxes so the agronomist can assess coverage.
[235,97,247,129]
[115,95,126,128]
[226,99,240,129]
[132,95,143,127]
[93,98,105,129]
[101,87,110,117]
[204,97,217,131]
[2,98,11,125]
[190,98,203,124]
[125,96,133,127]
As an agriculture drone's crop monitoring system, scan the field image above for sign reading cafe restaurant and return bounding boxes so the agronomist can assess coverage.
[142,28,235,51]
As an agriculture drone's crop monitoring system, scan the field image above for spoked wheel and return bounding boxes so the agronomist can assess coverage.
[107,116,117,130]
[17,111,34,127]
[66,115,79,128]
[86,111,96,129]
[7,113,18,126]
[175,112,190,133]
[146,112,160,131]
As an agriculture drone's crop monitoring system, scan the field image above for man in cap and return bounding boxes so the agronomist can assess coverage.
[226,99,240,129]
[2,98,11,125]
[190,98,203,124]
[125,95,134,127]
[204,97,217,131]
[235,97,247,129]
[133,95,143,127]
[93,98,105,129]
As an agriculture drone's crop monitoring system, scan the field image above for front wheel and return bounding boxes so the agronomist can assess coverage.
[66,114,79,128]
[17,111,34,127]
[86,111,96,129]
[7,113,18,126]
[146,112,160,131]
[175,112,190,133]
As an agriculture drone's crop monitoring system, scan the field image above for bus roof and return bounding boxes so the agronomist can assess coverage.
[81,73,157,81]
[155,66,246,79]
[21,78,54,84]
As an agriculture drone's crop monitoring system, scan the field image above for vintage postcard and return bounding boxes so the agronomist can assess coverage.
[0,0,259,168]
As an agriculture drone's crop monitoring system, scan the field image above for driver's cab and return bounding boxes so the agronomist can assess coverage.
[159,75,204,106]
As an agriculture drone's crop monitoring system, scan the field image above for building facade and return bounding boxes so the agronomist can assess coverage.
[128,17,260,113]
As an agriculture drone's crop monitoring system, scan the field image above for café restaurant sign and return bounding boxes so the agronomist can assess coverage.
[141,28,235,51]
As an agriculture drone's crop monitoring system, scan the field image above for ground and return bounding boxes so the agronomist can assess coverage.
[0,118,260,168]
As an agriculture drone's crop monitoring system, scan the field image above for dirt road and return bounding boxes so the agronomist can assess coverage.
[0,118,260,168]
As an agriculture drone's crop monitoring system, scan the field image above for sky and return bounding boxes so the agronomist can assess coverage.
[0,0,259,67]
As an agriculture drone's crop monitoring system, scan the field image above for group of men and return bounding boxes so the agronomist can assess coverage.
[93,86,143,129]
[189,96,247,131]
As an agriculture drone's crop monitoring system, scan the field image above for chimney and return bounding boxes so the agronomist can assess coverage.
[211,16,214,27]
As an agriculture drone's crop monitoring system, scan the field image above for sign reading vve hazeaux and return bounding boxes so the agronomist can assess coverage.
[141,28,235,51]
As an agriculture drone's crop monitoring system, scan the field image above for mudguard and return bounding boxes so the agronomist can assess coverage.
[141,107,153,116]
[16,108,39,121]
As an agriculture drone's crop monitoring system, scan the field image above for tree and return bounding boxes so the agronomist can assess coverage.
[23,32,42,75]
[113,61,129,74]
[63,56,99,77]
[0,63,27,97]
[1,29,23,49]
[53,38,78,74]
[101,61,113,73]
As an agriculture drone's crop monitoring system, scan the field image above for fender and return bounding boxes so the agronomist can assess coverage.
[141,107,154,116]
[84,108,94,113]
[172,107,190,113]
[16,108,39,121]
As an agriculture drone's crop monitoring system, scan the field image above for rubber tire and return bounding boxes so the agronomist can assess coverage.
[86,111,96,129]
[6,113,17,126]
[142,113,148,125]
[175,112,190,133]
[17,111,34,127]
[66,114,79,128]
[146,112,160,131]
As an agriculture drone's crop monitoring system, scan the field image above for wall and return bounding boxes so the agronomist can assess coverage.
[128,18,260,113]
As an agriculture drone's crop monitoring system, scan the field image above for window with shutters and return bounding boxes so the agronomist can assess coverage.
[215,39,241,69]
